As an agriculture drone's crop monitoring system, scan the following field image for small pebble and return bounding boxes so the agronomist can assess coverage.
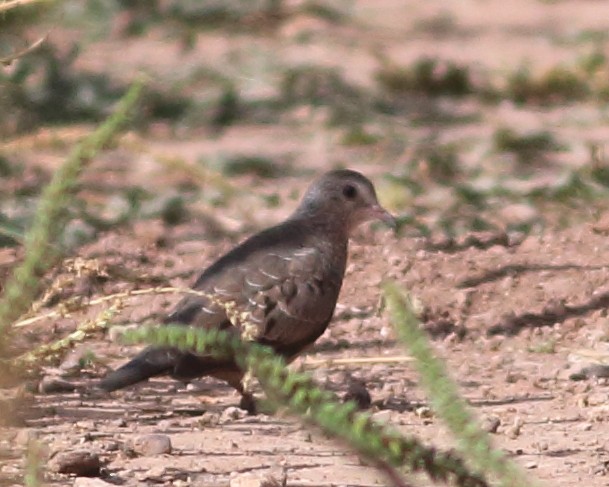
[157,419,178,431]
[482,415,501,434]
[295,430,312,442]
[570,364,609,381]
[230,467,286,487]
[220,406,248,423]
[586,392,609,406]
[142,465,167,480]
[578,422,593,431]
[415,406,433,419]
[505,417,523,439]
[128,434,172,456]
[102,441,120,452]
[198,412,220,427]
[111,418,127,428]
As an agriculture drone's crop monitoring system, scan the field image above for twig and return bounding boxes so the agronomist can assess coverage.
[0,0,50,13]
[13,286,210,328]
[0,34,47,66]
[302,355,414,368]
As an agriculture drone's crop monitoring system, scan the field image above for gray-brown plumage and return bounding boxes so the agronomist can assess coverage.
[99,169,394,411]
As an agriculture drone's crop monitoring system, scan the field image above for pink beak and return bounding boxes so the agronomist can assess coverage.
[370,204,396,229]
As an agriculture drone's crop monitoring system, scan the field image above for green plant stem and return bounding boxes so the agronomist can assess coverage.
[24,438,44,487]
[0,79,144,351]
[383,281,539,487]
[125,325,489,487]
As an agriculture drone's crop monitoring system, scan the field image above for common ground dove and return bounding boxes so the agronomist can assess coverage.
[99,169,394,411]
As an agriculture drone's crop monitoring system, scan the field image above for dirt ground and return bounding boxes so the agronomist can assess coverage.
[4,1,609,486]
[7,223,609,487]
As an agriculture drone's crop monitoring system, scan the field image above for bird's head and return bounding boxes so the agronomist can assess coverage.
[295,169,395,234]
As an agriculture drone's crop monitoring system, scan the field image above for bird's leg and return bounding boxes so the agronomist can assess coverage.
[239,392,257,415]
[226,376,257,415]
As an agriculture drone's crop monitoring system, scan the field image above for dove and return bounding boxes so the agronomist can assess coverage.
[99,169,395,412]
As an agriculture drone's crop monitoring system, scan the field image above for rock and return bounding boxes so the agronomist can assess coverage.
[73,478,114,487]
[570,365,609,381]
[295,430,312,442]
[578,422,593,431]
[102,441,120,452]
[587,392,609,407]
[505,417,523,439]
[198,412,220,427]
[140,465,167,481]
[38,377,77,394]
[415,406,433,419]
[220,406,248,423]
[230,467,286,487]
[230,475,270,487]
[592,462,608,476]
[193,473,231,486]
[48,450,101,476]
[481,415,501,434]
[128,434,172,456]
[157,419,178,431]
[111,418,127,428]
[75,421,96,430]
[591,212,609,235]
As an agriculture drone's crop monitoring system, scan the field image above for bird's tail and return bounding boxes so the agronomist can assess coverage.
[98,346,181,392]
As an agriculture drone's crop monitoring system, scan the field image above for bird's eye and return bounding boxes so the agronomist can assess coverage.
[342,184,357,199]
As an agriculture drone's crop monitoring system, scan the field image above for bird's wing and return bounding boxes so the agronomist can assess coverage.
[165,245,343,353]
[246,246,344,355]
